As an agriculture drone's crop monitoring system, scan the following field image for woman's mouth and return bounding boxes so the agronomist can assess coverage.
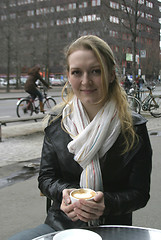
[80,89,96,94]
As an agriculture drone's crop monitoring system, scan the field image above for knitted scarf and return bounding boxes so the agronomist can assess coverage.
[62,96,121,192]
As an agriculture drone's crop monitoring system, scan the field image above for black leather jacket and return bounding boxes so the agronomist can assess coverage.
[38,112,152,230]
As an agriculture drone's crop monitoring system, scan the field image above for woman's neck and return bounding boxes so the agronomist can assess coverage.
[83,103,104,121]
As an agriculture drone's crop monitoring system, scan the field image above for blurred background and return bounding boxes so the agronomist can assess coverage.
[0,0,161,92]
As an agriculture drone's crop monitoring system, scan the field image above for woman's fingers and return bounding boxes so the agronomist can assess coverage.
[72,191,105,222]
[61,190,105,222]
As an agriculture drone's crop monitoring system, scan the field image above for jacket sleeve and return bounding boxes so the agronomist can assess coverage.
[103,123,152,216]
[38,125,80,203]
[38,73,50,88]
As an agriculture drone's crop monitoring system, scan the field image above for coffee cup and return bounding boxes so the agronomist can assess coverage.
[70,188,96,204]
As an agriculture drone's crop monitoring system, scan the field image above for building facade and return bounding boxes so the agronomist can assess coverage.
[0,0,160,81]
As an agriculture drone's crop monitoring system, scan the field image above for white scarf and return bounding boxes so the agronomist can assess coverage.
[62,96,121,191]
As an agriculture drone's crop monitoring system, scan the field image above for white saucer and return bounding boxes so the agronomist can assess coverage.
[53,229,102,240]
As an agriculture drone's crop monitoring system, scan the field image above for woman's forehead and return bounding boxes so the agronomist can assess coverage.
[68,49,100,68]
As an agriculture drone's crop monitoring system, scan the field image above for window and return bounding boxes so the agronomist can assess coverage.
[30,23,34,29]
[127,7,132,14]
[122,34,127,40]
[121,5,132,14]
[146,26,152,33]
[79,2,88,8]
[10,13,16,19]
[56,17,76,26]
[127,34,132,41]
[50,7,55,13]
[67,32,72,38]
[110,1,119,9]
[111,45,119,52]
[68,3,76,9]
[10,0,16,7]
[137,24,144,30]
[50,20,54,26]
[1,15,7,21]
[27,10,34,16]
[91,0,101,7]
[109,30,118,38]
[110,16,119,24]
[138,0,144,4]
[137,11,144,18]
[79,14,100,23]
[146,13,152,20]
[36,22,40,28]
[114,46,119,52]
[146,1,153,8]
[56,6,61,12]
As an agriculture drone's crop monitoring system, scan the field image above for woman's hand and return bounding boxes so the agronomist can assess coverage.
[61,189,105,223]
[73,191,105,222]
[60,188,79,222]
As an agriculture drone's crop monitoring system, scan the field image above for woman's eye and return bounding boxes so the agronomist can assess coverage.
[92,69,101,75]
[71,70,81,76]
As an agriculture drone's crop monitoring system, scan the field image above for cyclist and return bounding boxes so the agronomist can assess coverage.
[24,64,50,112]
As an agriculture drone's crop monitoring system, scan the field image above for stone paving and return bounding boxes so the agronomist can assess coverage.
[0,112,161,168]
[0,122,44,167]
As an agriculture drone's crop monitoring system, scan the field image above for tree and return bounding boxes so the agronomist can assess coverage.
[101,0,160,85]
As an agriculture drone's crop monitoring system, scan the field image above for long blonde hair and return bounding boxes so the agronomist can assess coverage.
[51,35,137,153]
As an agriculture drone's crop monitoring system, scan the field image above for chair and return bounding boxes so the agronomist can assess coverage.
[40,192,52,213]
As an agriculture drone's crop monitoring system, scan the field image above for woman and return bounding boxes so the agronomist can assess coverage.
[24,64,50,112]
[39,35,152,228]
[9,35,152,239]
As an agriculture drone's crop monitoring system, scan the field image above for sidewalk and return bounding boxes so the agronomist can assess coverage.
[0,121,44,167]
[0,113,161,168]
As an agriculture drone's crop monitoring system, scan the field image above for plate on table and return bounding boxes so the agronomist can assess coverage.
[53,229,102,240]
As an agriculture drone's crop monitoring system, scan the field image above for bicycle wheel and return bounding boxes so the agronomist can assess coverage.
[149,96,161,118]
[127,95,141,114]
[16,98,33,117]
[44,97,56,110]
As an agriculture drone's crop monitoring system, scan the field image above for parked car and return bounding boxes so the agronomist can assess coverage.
[9,78,17,85]
[49,78,65,86]
[20,76,27,85]
[0,78,6,86]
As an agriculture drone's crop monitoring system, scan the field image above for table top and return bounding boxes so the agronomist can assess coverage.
[33,225,161,240]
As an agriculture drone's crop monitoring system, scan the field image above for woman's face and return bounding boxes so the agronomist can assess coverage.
[67,49,106,111]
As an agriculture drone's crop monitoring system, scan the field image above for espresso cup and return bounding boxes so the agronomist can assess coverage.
[70,188,96,204]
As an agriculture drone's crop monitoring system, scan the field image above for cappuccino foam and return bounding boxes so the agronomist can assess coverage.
[71,189,96,200]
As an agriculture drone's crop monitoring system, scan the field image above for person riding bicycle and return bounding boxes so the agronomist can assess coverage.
[24,64,50,112]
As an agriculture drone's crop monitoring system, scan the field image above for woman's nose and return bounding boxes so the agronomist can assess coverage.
[81,72,91,85]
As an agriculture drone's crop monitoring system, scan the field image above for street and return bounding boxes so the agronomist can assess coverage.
[0,99,18,118]
[0,88,62,119]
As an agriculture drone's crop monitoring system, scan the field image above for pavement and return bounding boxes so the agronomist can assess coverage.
[0,112,161,239]
[0,112,160,168]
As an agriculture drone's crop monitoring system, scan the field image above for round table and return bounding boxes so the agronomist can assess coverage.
[32,225,161,240]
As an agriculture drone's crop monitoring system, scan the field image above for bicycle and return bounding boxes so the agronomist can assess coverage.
[127,85,161,118]
[16,87,56,117]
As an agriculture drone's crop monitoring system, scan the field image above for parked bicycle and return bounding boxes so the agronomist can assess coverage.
[127,85,161,118]
[16,87,56,117]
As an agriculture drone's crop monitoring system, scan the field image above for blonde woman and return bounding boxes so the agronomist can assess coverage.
[9,35,152,240]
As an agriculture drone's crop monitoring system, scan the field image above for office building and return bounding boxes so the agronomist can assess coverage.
[0,0,160,80]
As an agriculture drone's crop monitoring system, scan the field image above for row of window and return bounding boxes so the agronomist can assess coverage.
[1,0,101,8]
[0,11,154,23]
[109,30,153,44]
[109,24,152,38]
[109,11,153,25]
[110,0,153,9]
[29,14,101,28]
[26,29,101,42]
